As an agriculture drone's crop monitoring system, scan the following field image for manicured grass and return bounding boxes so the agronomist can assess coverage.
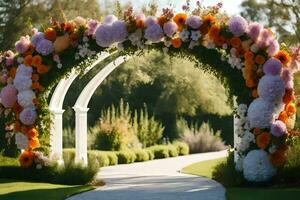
[181,157,300,200]
[181,157,226,178]
[0,179,94,200]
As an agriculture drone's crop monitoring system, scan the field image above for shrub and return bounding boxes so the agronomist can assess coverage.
[117,150,137,164]
[179,120,227,153]
[167,145,179,157]
[146,149,155,160]
[173,141,189,155]
[133,149,149,162]
[89,99,141,151]
[0,155,98,185]
[63,148,75,162]
[105,152,118,165]
[63,127,75,148]
[148,145,170,159]
[212,151,244,187]
[277,137,300,182]
[133,105,164,148]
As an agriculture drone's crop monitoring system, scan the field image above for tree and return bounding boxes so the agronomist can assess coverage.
[241,0,300,45]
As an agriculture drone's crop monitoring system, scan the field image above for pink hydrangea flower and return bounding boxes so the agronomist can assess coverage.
[163,21,178,37]
[186,16,202,29]
[87,19,99,36]
[20,107,37,125]
[271,120,287,137]
[0,85,17,108]
[15,36,31,54]
[229,16,248,36]
[247,22,262,41]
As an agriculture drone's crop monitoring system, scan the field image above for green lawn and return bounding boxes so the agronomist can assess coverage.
[181,157,300,200]
[0,179,94,200]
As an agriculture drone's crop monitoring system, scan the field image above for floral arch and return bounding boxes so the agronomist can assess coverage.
[0,5,299,183]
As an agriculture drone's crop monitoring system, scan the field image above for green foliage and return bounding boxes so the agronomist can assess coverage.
[0,154,98,185]
[212,151,244,187]
[147,145,170,159]
[133,149,150,162]
[116,150,137,164]
[179,119,227,153]
[167,145,179,157]
[134,104,164,148]
[277,137,300,182]
[172,141,189,155]
[63,127,75,148]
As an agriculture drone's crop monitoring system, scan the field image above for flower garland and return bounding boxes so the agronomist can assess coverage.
[0,3,299,180]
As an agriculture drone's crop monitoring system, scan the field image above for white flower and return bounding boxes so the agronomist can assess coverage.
[16,64,33,77]
[188,41,198,49]
[164,40,171,47]
[57,63,62,69]
[191,31,201,41]
[222,44,228,49]
[129,29,143,46]
[179,29,190,42]
[117,43,124,50]
[230,48,237,57]
[17,57,24,64]
[83,36,89,42]
[247,97,281,128]
[237,104,247,115]
[15,132,28,150]
[243,150,277,182]
[235,154,245,172]
[36,164,43,170]
[13,76,32,91]
[17,90,35,108]
[268,145,277,154]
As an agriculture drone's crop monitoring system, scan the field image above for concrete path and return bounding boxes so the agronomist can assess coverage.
[68,150,227,200]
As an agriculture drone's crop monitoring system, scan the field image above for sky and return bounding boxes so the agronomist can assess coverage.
[99,0,243,16]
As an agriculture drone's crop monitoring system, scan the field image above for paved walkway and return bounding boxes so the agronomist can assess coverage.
[68,150,227,200]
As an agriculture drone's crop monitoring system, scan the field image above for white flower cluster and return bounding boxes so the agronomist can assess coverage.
[243,149,277,182]
[13,64,37,126]
[228,48,243,69]
[34,151,50,170]
[128,29,144,48]
[15,132,28,150]
[75,36,96,60]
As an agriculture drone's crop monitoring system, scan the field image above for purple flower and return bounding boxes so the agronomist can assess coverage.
[145,16,158,27]
[163,21,178,37]
[267,39,280,56]
[271,120,287,137]
[31,32,45,47]
[247,22,262,41]
[20,107,37,125]
[186,16,202,29]
[282,68,292,83]
[144,24,164,43]
[257,29,273,48]
[103,15,117,24]
[15,36,31,54]
[112,20,128,43]
[87,19,99,36]
[36,39,53,56]
[257,75,285,102]
[285,80,294,89]
[95,24,114,47]
[229,16,248,37]
[263,58,282,75]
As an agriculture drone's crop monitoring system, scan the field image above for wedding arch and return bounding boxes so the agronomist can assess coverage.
[0,5,299,182]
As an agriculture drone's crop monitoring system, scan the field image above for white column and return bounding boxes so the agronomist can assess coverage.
[73,106,89,165]
[49,108,65,163]
[233,96,238,163]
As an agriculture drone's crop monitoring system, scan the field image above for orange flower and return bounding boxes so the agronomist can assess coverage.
[275,50,291,66]
[173,13,187,31]
[136,19,145,29]
[32,55,42,67]
[252,89,258,98]
[9,67,17,78]
[158,16,167,26]
[285,103,296,116]
[24,55,33,66]
[202,14,216,26]
[208,24,220,40]
[44,28,57,41]
[32,82,41,90]
[19,150,34,168]
[37,64,49,74]
[69,33,78,43]
[21,126,30,134]
[269,150,286,167]
[29,137,40,149]
[171,38,182,48]
[230,37,242,48]
[253,128,262,135]
[256,132,271,149]
[246,78,256,88]
[32,73,39,82]
[27,128,39,139]
[244,51,254,61]
[214,36,226,46]
[278,111,288,124]
[13,103,22,113]
[255,55,265,65]
[283,89,295,104]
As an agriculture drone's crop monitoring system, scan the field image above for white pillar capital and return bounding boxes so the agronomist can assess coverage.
[73,106,90,113]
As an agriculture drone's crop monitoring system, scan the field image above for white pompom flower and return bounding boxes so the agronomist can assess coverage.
[15,132,28,150]
[243,150,276,182]
[257,75,285,103]
[17,90,36,108]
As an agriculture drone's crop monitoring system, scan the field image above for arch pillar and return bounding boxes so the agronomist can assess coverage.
[73,106,90,165]
[49,108,65,163]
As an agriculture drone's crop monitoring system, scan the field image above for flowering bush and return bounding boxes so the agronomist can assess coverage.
[0,2,299,183]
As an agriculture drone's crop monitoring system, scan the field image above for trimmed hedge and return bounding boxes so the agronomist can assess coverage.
[173,141,189,155]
